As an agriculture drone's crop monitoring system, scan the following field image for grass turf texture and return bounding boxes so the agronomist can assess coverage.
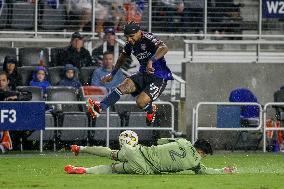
[0,152,284,189]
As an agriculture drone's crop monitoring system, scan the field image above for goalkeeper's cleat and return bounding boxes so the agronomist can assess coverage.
[71,145,80,156]
[86,98,101,119]
[64,165,86,174]
[146,104,157,126]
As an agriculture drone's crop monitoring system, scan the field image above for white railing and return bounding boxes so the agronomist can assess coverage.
[39,101,175,152]
[263,102,284,152]
[0,0,283,37]
[184,39,284,63]
[192,102,263,144]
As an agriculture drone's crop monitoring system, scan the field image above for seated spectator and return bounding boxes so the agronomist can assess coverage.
[91,51,124,91]
[58,64,81,89]
[123,0,145,24]
[58,32,93,68]
[29,66,50,99]
[92,27,132,69]
[0,71,32,152]
[2,55,22,90]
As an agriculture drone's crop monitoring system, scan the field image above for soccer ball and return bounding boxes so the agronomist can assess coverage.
[119,130,138,147]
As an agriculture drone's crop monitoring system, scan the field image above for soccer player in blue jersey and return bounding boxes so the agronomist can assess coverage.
[87,21,173,125]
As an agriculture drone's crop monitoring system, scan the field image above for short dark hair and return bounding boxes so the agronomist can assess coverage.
[103,51,114,57]
[0,71,8,79]
[194,139,213,155]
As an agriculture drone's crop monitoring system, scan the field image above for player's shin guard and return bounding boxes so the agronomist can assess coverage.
[100,88,123,110]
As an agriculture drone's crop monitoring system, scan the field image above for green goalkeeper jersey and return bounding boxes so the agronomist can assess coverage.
[139,138,224,174]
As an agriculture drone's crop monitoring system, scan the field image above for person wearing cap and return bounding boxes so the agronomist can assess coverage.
[92,27,120,66]
[87,21,173,126]
[59,31,93,68]
[58,64,82,89]
[2,55,22,90]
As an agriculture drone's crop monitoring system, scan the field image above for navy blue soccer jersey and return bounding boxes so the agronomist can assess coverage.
[123,32,173,80]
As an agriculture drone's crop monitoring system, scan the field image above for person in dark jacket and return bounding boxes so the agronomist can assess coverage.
[29,66,51,99]
[58,64,82,89]
[0,71,32,152]
[58,32,93,68]
[2,55,22,90]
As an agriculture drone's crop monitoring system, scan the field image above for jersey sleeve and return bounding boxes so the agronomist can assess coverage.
[192,163,224,175]
[144,32,164,49]
[123,42,132,56]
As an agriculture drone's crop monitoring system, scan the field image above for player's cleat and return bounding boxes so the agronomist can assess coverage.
[146,104,157,126]
[71,145,80,156]
[64,165,86,174]
[86,98,101,119]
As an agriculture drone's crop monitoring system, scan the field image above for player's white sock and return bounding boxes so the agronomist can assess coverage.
[85,165,113,174]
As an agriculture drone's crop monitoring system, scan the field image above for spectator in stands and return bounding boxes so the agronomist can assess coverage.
[91,51,124,91]
[92,27,132,69]
[92,27,121,66]
[29,66,50,99]
[0,71,32,152]
[2,55,22,90]
[59,32,93,68]
[58,64,82,89]
[91,51,130,127]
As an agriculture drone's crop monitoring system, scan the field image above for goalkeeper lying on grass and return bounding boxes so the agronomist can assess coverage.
[64,136,236,175]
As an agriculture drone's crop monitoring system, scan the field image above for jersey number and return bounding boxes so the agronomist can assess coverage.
[169,147,186,161]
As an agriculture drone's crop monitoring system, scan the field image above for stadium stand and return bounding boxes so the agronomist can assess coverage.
[0,47,16,66]
[19,47,49,67]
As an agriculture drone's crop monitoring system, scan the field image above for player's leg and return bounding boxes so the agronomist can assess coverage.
[64,163,127,174]
[136,77,167,125]
[70,145,118,160]
[87,78,137,118]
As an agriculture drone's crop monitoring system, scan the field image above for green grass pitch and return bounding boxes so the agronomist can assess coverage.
[1,152,284,189]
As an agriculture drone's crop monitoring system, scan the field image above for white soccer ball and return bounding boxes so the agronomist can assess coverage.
[119,130,138,147]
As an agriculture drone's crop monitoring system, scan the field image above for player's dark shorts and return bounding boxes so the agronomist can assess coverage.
[129,72,167,101]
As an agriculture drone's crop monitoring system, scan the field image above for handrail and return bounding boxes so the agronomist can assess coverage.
[184,39,284,62]
[38,101,175,152]
[193,102,263,143]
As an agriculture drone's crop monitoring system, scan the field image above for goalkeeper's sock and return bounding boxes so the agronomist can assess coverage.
[100,88,123,110]
[143,103,153,114]
[86,165,113,174]
[79,146,112,157]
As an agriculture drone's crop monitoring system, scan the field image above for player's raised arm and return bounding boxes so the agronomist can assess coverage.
[147,41,168,74]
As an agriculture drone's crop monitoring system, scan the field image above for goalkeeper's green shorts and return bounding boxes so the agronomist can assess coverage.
[118,145,157,175]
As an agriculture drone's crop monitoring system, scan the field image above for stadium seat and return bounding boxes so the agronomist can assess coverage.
[16,86,43,101]
[17,66,36,85]
[50,47,64,67]
[19,47,49,67]
[27,113,55,141]
[39,2,66,30]
[0,1,8,29]
[0,47,17,66]
[47,66,65,85]
[79,67,97,85]
[11,1,35,29]
[46,86,88,142]
[273,90,284,122]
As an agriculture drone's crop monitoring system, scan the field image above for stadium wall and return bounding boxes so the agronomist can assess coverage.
[182,62,284,148]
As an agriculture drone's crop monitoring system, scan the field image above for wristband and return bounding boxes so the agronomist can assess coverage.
[111,68,118,76]
[150,55,158,63]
